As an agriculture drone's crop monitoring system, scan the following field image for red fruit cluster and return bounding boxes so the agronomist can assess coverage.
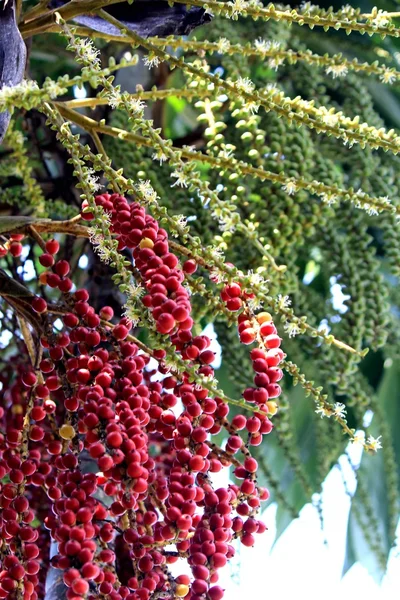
[0,194,281,600]
[220,286,284,423]
[84,193,193,336]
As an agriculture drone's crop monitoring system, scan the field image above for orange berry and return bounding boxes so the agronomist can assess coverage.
[257,312,272,325]
[266,401,278,416]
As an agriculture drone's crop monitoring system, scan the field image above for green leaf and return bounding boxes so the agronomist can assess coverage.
[256,382,345,542]
[343,362,400,582]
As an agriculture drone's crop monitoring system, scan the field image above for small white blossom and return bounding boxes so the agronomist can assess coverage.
[321,192,337,206]
[254,38,271,55]
[127,97,146,116]
[218,148,234,160]
[94,244,112,264]
[0,80,38,107]
[143,55,162,69]
[247,296,263,311]
[74,39,100,66]
[333,402,347,419]
[284,322,300,338]
[325,64,349,79]
[152,149,168,165]
[229,0,247,17]
[88,229,104,246]
[268,56,285,71]
[282,180,297,196]
[85,168,101,192]
[171,170,188,188]
[209,268,223,284]
[136,180,158,203]
[367,206,379,216]
[107,88,122,109]
[370,10,391,28]
[247,270,267,286]
[210,247,225,261]
[277,294,291,309]
[171,214,188,235]
[235,76,255,94]
[44,80,67,99]
[367,435,383,452]
[380,68,397,85]
[315,404,332,418]
[216,38,231,53]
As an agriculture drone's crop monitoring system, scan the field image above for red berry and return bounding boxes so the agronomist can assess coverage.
[45,239,60,255]
[182,259,197,274]
[32,297,47,313]
[39,253,55,268]
[9,242,23,257]
[156,313,175,335]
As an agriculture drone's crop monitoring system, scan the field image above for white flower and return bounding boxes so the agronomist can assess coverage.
[254,38,271,55]
[128,97,146,116]
[209,268,223,284]
[210,247,225,261]
[88,229,104,246]
[235,76,255,95]
[143,55,161,69]
[216,38,231,53]
[247,270,267,286]
[172,214,188,233]
[244,101,260,115]
[325,64,349,79]
[268,57,285,71]
[333,402,347,419]
[74,39,100,66]
[315,404,332,418]
[85,168,101,192]
[107,88,122,109]
[370,10,391,28]
[136,180,158,203]
[171,170,188,188]
[284,322,300,338]
[229,0,247,17]
[380,68,397,85]
[44,80,67,100]
[94,244,112,264]
[320,111,339,127]
[152,149,168,165]
[277,294,291,309]
[247,296,263,311]
[282,180,297,196]
[367,435,383,452]
[321,192,337,206]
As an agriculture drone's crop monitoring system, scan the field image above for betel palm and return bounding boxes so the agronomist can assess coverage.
[0,1,400,599]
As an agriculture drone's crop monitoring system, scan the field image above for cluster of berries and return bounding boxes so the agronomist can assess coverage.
[0,194,283,600]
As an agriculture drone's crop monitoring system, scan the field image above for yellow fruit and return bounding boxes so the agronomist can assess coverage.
[139,238,154,249]
[59,424,76,440]
[266,401,278,416]
[256,311,272,324]
[175,584,190,597]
